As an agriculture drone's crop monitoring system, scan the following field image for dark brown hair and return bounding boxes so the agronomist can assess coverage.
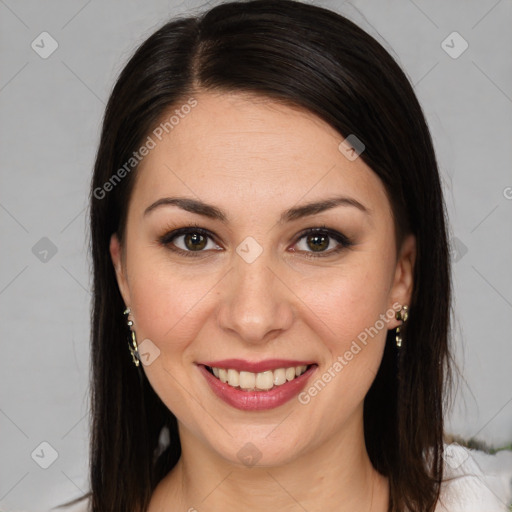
[60,1,452,510]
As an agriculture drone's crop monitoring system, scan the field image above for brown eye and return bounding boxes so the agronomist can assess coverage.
[159,226,222,257]
[184,232,207,251]
[306,233,330,252]
[293,227,353,258]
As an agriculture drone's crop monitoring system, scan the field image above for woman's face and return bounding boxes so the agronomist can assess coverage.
[111,91,415,467]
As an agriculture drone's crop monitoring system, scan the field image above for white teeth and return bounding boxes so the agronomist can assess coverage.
[239,371,256,390]
[218,368,228,383]
[285,367,296,381]
[273,368,286,386]
[227,369,239,387]
[255,370,274,390]
[209,365,310,391]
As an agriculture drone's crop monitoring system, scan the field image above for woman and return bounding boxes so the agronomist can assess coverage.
[54,0,511,511]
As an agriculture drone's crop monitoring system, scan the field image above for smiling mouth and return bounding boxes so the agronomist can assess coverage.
[204,364,316,391]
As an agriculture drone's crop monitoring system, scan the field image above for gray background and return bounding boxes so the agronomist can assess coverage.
[1,0,511,510]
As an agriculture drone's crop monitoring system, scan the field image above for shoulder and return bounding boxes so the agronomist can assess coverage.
[435,443,512,512]
[48,446,512,512]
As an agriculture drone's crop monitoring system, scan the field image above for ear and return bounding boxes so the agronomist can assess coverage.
[110,233,131,307]
[388,234,416,328]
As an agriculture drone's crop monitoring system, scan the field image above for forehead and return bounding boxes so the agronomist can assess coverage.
[129,91,391,221]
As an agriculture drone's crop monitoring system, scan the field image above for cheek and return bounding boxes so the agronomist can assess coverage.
[126,254,222,356]
[300,257,395,354]
[294,266,395,434]
[125,260,218,418]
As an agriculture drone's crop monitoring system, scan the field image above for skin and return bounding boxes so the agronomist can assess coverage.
[110,90,415,511]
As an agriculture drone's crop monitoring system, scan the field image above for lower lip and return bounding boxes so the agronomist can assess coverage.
[198,364,317,411]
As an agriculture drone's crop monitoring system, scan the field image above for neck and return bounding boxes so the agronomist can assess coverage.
[149,412,389,511]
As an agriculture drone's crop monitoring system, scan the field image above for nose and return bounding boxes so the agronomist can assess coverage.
[216,251,294,344]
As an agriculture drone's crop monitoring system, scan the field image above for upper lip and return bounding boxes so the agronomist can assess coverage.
[199,358,316,373]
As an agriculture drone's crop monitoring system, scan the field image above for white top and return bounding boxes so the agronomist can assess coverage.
[434,443,512,511]
[52,443,512,511]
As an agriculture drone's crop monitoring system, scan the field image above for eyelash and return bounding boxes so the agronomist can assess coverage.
[157,223,353,259]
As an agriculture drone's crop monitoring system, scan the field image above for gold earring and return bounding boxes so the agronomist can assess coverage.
[395,305,408,348]
[124,307,140,367]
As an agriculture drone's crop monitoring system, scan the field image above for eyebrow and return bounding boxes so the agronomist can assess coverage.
[143,195,369,223]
